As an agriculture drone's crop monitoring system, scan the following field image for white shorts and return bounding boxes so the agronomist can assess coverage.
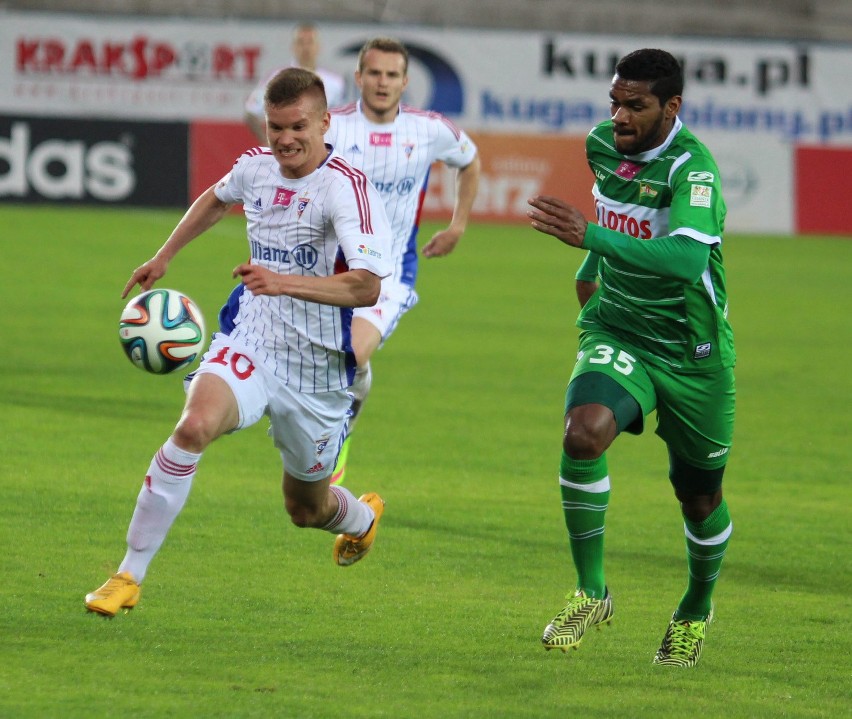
[191,335,351,481]
[353,280,418,344]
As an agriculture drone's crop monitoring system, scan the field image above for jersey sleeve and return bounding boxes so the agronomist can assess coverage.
[433,116,478,169]
[330,174,392,279]
[668,157,726,245]
[213,152,250,205]
[575,251,601,282]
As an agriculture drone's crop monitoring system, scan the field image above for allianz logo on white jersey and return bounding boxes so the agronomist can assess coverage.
[249,240,319,269]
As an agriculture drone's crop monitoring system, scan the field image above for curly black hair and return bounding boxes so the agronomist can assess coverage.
[615,49,684,105]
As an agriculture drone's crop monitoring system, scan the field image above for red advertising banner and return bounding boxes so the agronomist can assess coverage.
[795,146,852,235]
[189,121,257,201]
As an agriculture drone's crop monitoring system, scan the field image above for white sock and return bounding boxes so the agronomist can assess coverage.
[346,363,372,430]
[324,486,374,537]
[118,438,201,583]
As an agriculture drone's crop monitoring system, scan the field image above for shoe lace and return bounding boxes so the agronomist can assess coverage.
[555,592,592,620]
[663,620,704,656]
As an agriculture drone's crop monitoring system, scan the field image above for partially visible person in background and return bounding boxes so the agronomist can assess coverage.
[244,23,345,143]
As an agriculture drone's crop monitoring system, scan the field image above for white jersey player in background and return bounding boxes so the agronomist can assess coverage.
[85,69,392,618]
[244,23,346,144]
[328,37,480,484]
[221,37,480,485]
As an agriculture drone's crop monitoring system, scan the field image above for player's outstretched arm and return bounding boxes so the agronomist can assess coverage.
[122,185,233,298]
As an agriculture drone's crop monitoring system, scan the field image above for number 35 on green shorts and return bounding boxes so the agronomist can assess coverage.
[566,330,735,471]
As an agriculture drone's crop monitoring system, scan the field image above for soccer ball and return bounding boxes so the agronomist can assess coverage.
[119,288,206,374]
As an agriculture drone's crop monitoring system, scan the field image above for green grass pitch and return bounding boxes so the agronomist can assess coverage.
[0,204,850,718]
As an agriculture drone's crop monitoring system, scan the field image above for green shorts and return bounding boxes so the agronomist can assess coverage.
[565,330,735,470]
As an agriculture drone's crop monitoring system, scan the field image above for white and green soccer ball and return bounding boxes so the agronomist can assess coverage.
[119,288,205,375]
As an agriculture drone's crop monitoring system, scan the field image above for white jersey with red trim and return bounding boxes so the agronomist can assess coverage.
[213,146,391,393]
[326,102,478,286]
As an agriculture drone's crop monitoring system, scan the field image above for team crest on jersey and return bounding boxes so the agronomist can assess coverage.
[403,143,415,159]
[616,161,642,179]
[297,196,310,219]
[315,437,330,455]
[639,183,658,199]
[690,185,712,208]
[273,187,296,207]
[370,132,393,146]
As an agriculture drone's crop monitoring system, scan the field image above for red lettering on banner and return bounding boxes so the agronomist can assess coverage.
[213,46,237,78]
[103,43,125,72]
[16,39,38,69]
[45,40,64,70]
[130,37,148,79]
[241,47,261,80]
[70,41,97,72]
[14,36,262,81]
[150,43,177,75]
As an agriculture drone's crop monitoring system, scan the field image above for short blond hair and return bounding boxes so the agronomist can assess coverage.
[357,37,409,75]
[264,67,327,111]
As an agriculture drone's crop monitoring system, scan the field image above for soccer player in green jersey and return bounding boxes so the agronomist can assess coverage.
[528,48,735,667]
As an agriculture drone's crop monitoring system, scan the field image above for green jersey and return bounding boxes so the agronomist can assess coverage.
[577,117,735,373]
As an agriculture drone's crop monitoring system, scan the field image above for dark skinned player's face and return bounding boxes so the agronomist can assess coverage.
[609,75,681,155]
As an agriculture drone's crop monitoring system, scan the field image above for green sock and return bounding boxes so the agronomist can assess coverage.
[559,452,609,599]
[676,499,732,621]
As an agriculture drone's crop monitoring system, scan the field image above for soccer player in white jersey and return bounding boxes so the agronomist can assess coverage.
[528,49,735,667]
[85,69,392,617]
[327,37,480,483]
[244,23,345,143]
[222,37,480,485]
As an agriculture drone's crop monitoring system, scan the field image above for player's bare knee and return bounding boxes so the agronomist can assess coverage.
[563,425,606,459]
[172,414,217,453]
[563,405,617,459]
[676,488,723,522]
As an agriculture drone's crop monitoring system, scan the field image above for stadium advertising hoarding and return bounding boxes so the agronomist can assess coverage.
[0,114,187,206]
[1,10,851,232]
